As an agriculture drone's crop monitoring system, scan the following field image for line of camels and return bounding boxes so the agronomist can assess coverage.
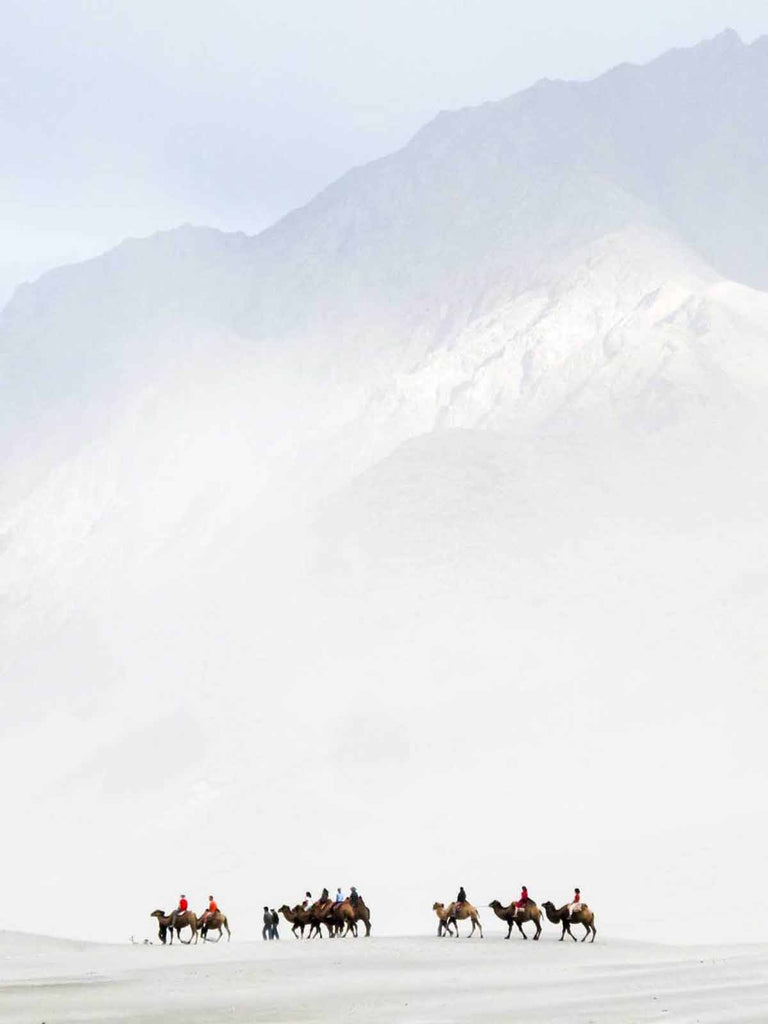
[150,896,372,945]
[150,896,596,945]
[151,909,231,944]
[433,899,597,942]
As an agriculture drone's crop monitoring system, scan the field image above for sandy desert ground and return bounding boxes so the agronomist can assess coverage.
[3,930,768,1023]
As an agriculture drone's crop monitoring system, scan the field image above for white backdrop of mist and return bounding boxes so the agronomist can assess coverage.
[2,15,768,947]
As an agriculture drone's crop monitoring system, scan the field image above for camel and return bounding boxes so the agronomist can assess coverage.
[489,899,542,940]
[349,896,372,937]
[197,910,231,942]
[432,902,457,936]
[435,901,483,937]
[541,901,597,942]
[307,901,334,938]
[151,909,198,945]
[279,905,311,938]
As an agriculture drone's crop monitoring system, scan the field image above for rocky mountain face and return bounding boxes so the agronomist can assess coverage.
[2,30,768,942]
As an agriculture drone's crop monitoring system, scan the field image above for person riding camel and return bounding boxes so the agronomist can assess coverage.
[334,888,346,905]
[567,888,582,918]
[320,887,330,904]
[350,886,359,907]
[201,895,218,925]
[515,885,532,909]
[170,894,188,927]
[457,886,467,905]
[302,891,313,910]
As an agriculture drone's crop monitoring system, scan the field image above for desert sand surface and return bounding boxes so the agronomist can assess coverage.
[2,931,768,1023]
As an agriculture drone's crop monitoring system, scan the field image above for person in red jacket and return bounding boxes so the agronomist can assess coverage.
[567,888,581,918]
[515,885,531,909]
[200,895,218,925]
[170,894,188,927]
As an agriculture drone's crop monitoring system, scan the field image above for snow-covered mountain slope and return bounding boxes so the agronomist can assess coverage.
[2,31,768,943]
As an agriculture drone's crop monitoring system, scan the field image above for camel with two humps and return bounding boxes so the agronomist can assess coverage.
[151,909,198,944]
[541,901,597,942]
[197,909,231,942]
[489,899,542,939]
[434,901,483,937]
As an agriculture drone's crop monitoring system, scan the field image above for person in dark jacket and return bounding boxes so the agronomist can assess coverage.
[270,908,280,939]
[457,886,467,905]
[350,886,360,907]
[262,906,272,940]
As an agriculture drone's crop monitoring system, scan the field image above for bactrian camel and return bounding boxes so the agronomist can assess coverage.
[151,909,198,945]
[541,901,597,942]
[197,910,231,942]
[434,901,483,937]
[489,899,542,940]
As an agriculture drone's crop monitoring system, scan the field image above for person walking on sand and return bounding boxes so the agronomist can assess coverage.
[262,906,273,940]
[271,909,280,939]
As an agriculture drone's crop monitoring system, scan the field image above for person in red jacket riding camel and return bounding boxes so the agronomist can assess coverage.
[567,888,582,918]
[515,886,532,909]
[170,894,188,928]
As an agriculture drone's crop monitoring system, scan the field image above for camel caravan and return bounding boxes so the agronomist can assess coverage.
[434,886,597,942]
[149,884,596,945]
[279,887,371,938]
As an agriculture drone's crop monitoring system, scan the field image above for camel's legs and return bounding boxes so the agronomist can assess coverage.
[534,920,541,940]
[505,921,513,939]
[516,920,527,940]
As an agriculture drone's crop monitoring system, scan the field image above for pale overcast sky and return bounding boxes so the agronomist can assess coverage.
[1,0,767,301]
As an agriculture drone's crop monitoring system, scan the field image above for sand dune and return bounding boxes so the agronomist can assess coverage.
[2,931,768,1022]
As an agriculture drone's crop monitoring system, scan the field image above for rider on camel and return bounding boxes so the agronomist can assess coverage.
[457,886,467,905]
[515,885,532,908]
[170,894,188,927]
[200,895,218,925]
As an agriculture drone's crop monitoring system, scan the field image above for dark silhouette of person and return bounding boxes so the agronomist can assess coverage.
[457,886,467,905]
[270,908,279,939]
[262,906,272,940]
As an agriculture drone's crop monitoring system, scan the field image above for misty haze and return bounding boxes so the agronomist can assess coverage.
[2,7,768,1022]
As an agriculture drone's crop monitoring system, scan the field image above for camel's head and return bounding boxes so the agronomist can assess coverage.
[541,901,555,911]
[488,899,502,909]
[278,905,291,914]
[432,902,444,912]
[151,910,165,919]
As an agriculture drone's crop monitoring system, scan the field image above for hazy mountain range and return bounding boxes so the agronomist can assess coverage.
[2,29,767,942]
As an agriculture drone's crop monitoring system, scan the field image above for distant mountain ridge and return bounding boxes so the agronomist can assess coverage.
[2,29,767,449]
